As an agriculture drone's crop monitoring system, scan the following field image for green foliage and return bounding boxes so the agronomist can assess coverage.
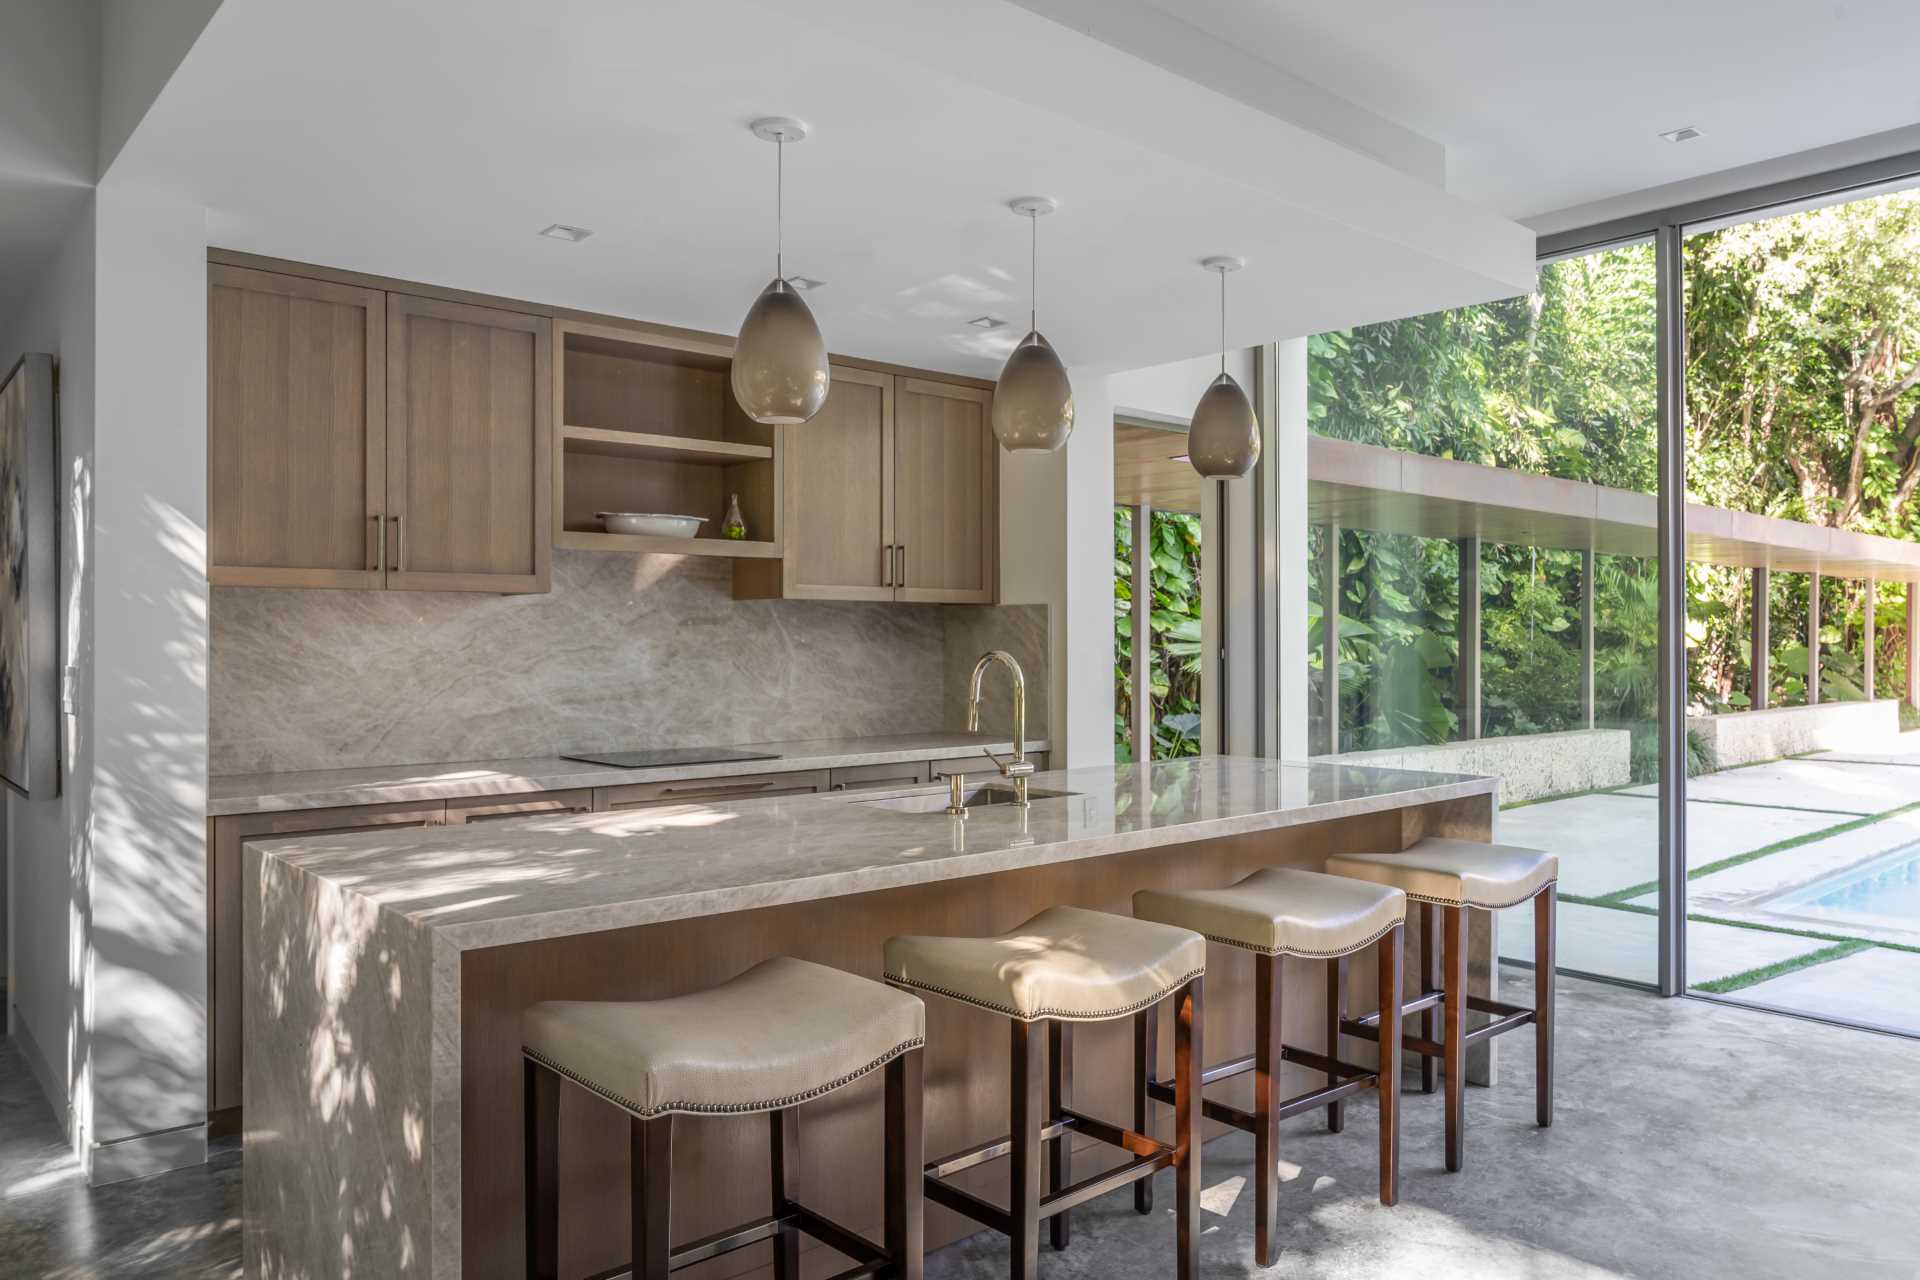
[1114,507,1203,762]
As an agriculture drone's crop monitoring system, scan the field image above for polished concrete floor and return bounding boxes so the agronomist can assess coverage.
[3,970,1918,1278]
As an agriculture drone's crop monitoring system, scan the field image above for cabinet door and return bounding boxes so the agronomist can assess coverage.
[208,801,446,1114]
[778,365,894,599]
[594,769,832,810]
[208,266,386,588]
[386,294,551,593]
[893,377,996,603]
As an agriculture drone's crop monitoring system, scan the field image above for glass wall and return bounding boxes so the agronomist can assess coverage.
[1680,182,1920,1033]
[1115,505,1203,762]
[1307,240,1664,984]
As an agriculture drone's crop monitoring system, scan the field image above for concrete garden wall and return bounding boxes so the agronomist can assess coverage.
[1688,699,1901,768]
[1315,727,1632,803]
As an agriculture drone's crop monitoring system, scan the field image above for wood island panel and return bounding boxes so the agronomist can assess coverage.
[459,793,1493,1280]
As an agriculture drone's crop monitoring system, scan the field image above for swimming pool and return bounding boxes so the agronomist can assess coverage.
[1770,843,1920,935]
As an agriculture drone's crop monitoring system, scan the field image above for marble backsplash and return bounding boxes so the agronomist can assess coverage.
[211,551,1048,775]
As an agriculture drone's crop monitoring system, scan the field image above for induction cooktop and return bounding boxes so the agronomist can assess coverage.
[562,747,782,769]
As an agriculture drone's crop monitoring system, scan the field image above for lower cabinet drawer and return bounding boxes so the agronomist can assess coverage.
[595,769,832,810]
[828,761,932,791]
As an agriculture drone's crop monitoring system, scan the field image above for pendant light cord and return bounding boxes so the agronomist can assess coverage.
[1219,268,1227,375]
[1029,212,1038,332]
[776,136,784,280]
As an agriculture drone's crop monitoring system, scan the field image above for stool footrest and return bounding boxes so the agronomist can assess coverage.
[1146,1043,1381,1129]
[639,1200,889,1276]
[923,1108,1173,1236]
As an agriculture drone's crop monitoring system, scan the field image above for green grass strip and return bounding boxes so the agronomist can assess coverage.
[1691,940,1875,995]
[1554,891,1920,957]
[1593,799,1920,904]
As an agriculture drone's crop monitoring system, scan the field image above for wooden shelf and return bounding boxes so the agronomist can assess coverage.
[561,425,772,465]
[556,529,782,558]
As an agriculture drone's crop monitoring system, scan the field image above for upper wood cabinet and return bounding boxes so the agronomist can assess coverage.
[737,366,995,603]
[208,265,551,593]
[892,377,996,604]
[386,295,551,592]
[208,266,387,589]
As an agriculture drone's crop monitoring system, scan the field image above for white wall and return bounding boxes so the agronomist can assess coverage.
[97,0,224,175]
[0,197,97,1139]
[83,180,208,1180]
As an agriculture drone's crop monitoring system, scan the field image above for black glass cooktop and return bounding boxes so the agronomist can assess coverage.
[562,747,782,769]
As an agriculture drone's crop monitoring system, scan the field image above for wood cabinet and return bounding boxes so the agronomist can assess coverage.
[207,801,447,1114]
[386,295,552,592]
[828,760,931,791]
[594,769,831,810]
[208,266,387,588]
[892,377,996,603]
[737,367,996,603]
[208,265,550,593]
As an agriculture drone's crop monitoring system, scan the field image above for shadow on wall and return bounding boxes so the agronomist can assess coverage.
[83,490,207,1161]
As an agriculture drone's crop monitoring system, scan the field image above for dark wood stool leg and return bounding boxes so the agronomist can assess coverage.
[1010,1019,1044,1279]
[1254,954,1283,1268]
[524,1059,560,1280]
[886,1050,925,1280]
[1325,955,1347,1133]
[1133,1005,1158,1215]
[1419,903,1439,1094]
[632,1114,673,1280]
[769,1107,800,1280]
[1376,926,1403,1207]
[1048,1021,1073,1250]
[1174,978,1204,1280]
[1442,905,1468,1173]
[1535,883,1557,1129]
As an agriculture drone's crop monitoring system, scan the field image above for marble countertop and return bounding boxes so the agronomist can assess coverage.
[247,756,1496,952]
[209,731,1052,816]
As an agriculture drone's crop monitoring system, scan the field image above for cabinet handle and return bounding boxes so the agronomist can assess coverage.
[370,515,384,573]
[882,543,893,587]
[390,515,404,572]
[896,544,906,587]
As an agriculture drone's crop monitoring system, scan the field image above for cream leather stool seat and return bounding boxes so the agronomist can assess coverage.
[884,904,1207,1022]
[1325,837,1558,910]
[1134,866,1406,957]
[523,955,926,1117]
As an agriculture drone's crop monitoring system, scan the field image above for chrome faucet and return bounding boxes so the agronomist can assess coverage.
[965,650,1034,807]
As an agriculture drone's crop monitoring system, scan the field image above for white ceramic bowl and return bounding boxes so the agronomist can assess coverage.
[598,512,706,538]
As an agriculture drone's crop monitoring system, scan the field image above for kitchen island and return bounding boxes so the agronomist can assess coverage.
[243,757,1500,1280]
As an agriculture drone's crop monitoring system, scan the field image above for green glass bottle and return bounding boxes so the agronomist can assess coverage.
[721,492,747,541]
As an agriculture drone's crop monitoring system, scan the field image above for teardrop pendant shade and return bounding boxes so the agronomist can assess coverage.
[1187,371,1261,477]
[991,330,1074,451]
[732,277,830,425]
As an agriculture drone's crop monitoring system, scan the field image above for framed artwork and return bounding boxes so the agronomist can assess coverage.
[0,352,59,797]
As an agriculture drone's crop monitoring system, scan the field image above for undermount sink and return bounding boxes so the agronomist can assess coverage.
[856,783,1078,815]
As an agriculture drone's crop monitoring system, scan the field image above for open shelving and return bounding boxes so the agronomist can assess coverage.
[554,321,781,559]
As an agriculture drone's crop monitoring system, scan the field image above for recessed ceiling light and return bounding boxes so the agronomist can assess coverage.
[539,223,594,242]
[1659,126,1702,144]
[969,315,1007,329]
[785,276,826,292]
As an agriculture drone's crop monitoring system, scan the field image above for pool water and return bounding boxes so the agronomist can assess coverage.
[1773,844,1920,932]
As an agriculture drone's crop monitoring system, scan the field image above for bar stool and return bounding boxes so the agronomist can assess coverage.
[1324,837,1558,1172]
[522,956,927,1280]
[884,905,1207,1280]
[1132,868,1407,1267]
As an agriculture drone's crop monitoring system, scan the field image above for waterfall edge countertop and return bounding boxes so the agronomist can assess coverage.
[208,730,1052,815]
[242,756,1500,1280]
[244,757,1496,953]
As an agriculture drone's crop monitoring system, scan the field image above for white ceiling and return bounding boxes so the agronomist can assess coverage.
[1140,0,1920,222]
[110,0,1534,379]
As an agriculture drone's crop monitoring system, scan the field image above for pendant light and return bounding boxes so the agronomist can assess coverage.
[991,197,1074,451]
[1186,256,1261,478]
[731,117,830,425]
